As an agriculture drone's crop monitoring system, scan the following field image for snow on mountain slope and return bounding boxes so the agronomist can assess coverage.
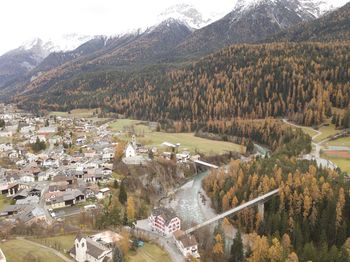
[157,3,218,29]
[21,34,93,54]
[233,0,338,18]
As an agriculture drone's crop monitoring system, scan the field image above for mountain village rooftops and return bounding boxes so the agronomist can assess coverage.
[152,207,178,224]
[174,230,198,248]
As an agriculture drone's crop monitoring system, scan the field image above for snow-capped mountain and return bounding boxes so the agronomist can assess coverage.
[0,35,92,88]
[175,0,341,58]
[233,0,336,18]
[21,34,93,54]
[157,4,220,29]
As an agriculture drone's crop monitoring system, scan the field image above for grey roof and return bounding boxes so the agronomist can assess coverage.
[175,232,198,248]
[16,206,45,223]
[86,238,110,259]
[152,207,178,224]
[16,196,39,205]
[72,235,110,259]
[1,204,26,213]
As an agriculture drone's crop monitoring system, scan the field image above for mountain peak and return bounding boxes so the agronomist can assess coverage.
[157,3,212,29]
[233,0,336,18]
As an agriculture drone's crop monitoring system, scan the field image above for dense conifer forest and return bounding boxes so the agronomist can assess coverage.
[203,136,350,261]
[20,42,350,128]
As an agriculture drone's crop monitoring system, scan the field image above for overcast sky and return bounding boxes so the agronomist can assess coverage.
[0,0,348,55]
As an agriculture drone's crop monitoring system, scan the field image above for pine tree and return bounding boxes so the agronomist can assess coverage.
[112,246,124,262]
[230,230,244,262]
[119,182,127,205]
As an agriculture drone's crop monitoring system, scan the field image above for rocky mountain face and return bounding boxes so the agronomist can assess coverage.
[0,38,55,88]
[0,19,192,99]
[157,3,215,29]
[175,0,333,58]
[268,1,350,41]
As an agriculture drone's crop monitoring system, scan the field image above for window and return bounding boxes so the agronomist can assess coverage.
[76,243,79,248]
[82,242,84,248]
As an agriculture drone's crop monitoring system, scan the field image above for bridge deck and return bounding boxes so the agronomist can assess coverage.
[184,188,279,234]
[194,159,219,169]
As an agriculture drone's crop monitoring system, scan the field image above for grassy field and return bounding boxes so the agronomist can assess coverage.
[109,119,152,134]
[0,137,11,144]
[128,243,171,262]
[314,124,340,143]
[33,234,76,252]
[321,153,350,173]
[109,119,243,155]
[50,108,96,118]
[140,132,244,155]
[0,195,11,210]
[324,136,350,148]
[0,239,63,262]
[298,127,319,139]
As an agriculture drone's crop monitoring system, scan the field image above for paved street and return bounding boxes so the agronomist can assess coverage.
[133,222,185,262]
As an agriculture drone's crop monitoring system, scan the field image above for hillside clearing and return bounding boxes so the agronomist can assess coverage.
[0,239,64,262]
[128,243,171,262]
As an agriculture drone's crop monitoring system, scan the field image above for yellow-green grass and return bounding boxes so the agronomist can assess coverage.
[323,136,350,148]
[128,243,171,262]
[298,126,319,139]
[109,119,152,134]
[140,132,244,155]
[50,108,97,118]
[314,124,340,143]
[321,153,350,173]
[33,234,76,252]
[0,239,63,262]
[0,137,11,144]
[110,119,243,154]
[0,195,11,210]
[281,121,319,139]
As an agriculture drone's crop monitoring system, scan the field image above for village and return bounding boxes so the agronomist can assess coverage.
[0,104,213,262]
[0,104,348,262]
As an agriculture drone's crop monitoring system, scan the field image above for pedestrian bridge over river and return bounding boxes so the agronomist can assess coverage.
[184,188,279,234]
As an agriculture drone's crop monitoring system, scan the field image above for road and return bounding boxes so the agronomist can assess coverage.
[283,119,331,161]
[282,119,350,170]
[16,237,73,262]
[132,224,185,262]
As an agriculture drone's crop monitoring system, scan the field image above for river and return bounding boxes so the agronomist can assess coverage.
[167,170,217,228]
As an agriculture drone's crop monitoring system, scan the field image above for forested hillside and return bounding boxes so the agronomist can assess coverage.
[203,135,350,260]
[19,42,350,127]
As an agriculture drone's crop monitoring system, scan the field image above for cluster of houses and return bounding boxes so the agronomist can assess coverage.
[0,105,116,226]
[0,105,206,261]
[149,207,200,259]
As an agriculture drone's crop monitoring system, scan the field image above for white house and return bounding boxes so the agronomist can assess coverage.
[38,126,57,135]
[20,126,35,134]
[174,230,200,259]
[149,207,181,236]
[96,188,110,200]
[20,174,35,183]
[0,143,13,152]
[0,131,12,137]
[125,144,136,158]
[43,158,59,168]
[70,234,112,262]
[29,135,46,144]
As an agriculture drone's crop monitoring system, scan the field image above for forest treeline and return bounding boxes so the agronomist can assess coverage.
[195,118,311,153]
[203,134,350,261]
[19,42,350,128]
